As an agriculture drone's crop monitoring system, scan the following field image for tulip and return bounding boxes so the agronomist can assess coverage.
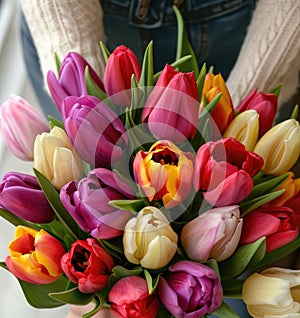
[0,95,49,160]
[242,267,300,318]
[60,168,135,239]
[61,238,114,293]
[0,172,54,223]
[239,206,298,252]
[194,137,263,206]
[133,140,194,209]
[5,226,65,284]
[109,276,160,318]
[181,205,242,262]
[62,95,127,168]
[158,260,223,318]
[47,51,104,111]
[200,73,234,135]
[142,64,199,142]
[253,119,300,175]
[223,109,259,151]
[237,88,278,137]
[34,126,84,190]
[123,206,178,269]
[103,45,142,107]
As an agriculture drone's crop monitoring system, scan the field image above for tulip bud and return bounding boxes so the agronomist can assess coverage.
[0,95,49,160]
[237,88,278,137]
[0,172,54,223]
[103,45,142,107]
[243,267,300,318]
[133,140,194,209]
[223,109,259,151]
[62,95,127,168]
[142,64,199,142]
[61,238,114,293]
[181,205,242,262]
[109,276,160,318]
[34,126,84,190]
[158,260,223,317]
[253,119,300,175]
[6,226,65,284]
[200,73,234,135]
[47,52,104,110]
[123,206,178,269]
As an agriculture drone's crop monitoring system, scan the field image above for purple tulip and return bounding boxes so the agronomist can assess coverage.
[61,95,127,168]
[0,172,54,223]
[0,95,49,160]
[158,260,223,318]
[142,64,199,142]
[47,52,104,111]
[60,168,135,239]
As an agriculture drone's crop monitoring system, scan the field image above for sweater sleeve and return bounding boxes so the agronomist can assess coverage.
[226,0,300,107]
[20,0,106,83]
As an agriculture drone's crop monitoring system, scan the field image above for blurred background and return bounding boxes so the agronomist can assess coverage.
[0,0,68,317]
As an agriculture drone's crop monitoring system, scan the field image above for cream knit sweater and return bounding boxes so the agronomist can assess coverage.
[21,0,300,107]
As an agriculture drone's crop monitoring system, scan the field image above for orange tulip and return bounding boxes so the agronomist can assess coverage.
[6,226,65,284]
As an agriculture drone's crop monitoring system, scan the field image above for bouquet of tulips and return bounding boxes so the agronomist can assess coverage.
[1,7,300,318]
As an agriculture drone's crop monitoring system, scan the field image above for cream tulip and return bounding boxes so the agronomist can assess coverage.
[253,119,300,175]
[243,267,300,318]
[123,206,178,269]
[223,109,259,151]
[34,126,83,190]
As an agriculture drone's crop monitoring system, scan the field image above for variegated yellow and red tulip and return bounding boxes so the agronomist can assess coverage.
[5,226,65,284]
[133,140,194,208]
[200,73,234,135]
[254,119,300,175]
[34,126,84,190]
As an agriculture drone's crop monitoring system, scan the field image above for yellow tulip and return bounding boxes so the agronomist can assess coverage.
[34,126,83,190]
[243,267,300,318]
[223,110,259,151]
[253,119,300,175]
[123,206,178,269]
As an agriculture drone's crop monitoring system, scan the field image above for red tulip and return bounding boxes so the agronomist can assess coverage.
[194,137,263,206]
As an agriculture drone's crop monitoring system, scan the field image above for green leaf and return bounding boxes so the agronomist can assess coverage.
[173,6,199,76]
[99,41,110,63]
[269,83,281,97]
[108,265,143,289]
[222,279,244,298]
[197,63,207,100]
[213,301,240,318]
[219,237,266,280]
[82,294,104,318]
[49,286,95,305]
[48,115,65,130]
[200,92,222,118]
[54,52,61,75]
[0,208,41,230]
[240,190,285,216]
[85,66,108,102]
[139,40,154,89]
[144,269,160,294]
[109,199,145,213]
[291,104,299,120]
[100,238,124,261]
[33,168,87,241]
[205,259,220,280]
[254,234,300,269]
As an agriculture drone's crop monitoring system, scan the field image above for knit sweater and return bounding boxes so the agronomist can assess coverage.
[20,0,300,107]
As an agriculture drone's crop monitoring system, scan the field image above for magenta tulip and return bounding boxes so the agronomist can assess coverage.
[142,64,199,142]
[0,95,49,160]
[60,168,135,239]
[47,51,104,110]
[109,276,160,318]
[194,137,263,206]
[237,88,278,137]
[0,172,54,223]
[61,95,127,168]
[61,238,114,293]
[158,260,223,318]
[103,45,142,107]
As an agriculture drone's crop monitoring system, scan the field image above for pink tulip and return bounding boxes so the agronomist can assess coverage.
[142,64,199,142]
[0,95,49,160]
[103,45,142,107]
[6,226,65,284]
[109,276,160,318]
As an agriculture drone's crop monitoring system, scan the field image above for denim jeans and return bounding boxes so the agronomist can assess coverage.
[100,0,256,77]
